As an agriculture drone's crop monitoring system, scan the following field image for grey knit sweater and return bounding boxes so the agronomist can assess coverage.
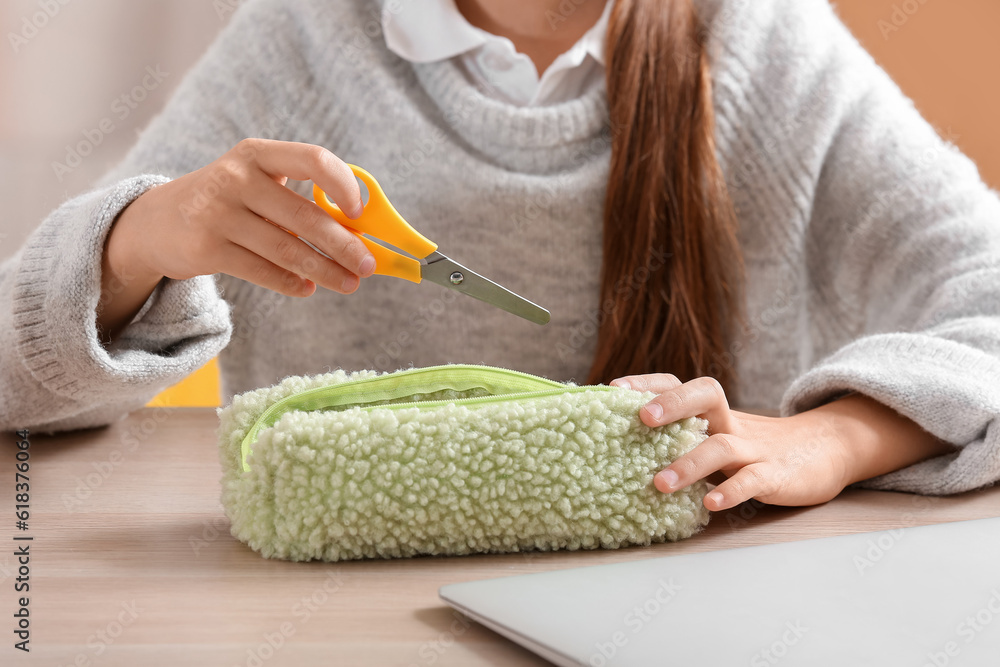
[2,0,999,495]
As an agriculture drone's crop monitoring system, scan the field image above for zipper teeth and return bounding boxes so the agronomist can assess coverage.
[239,364,584,472]
[271,364,563,405]
[353,384,612,411]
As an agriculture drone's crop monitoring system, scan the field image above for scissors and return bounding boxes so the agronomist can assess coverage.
[311,164,550,325]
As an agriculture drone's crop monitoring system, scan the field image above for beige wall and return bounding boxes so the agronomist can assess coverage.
[0,1,229,261]
[2,1,998,262]
[835,0,1000,190]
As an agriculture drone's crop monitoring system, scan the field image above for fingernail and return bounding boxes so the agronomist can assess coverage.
[341,275,359,292]
[657,469,679,492]
[359,254,376,276]
[705,491,723,508]
[614,380,631,390]
[644,402,663,421]
[349,202,364,219]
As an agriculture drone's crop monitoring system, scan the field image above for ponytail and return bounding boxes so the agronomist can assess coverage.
[587,0,745,398]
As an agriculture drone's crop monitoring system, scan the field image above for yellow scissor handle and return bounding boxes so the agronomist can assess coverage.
[312,164,438,284]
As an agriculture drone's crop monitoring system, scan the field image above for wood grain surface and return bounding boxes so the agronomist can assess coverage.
[2,408,998,666]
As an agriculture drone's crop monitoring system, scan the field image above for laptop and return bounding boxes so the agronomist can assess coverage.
[440,516,1000,666]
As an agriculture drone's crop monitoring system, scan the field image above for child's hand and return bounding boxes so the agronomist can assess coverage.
[99,139,374,339]
[115,139,374,295]
[610,373,951,512]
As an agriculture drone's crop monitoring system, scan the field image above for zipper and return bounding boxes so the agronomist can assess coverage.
[239,364,611,472]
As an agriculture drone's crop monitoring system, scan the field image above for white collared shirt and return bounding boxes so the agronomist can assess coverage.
[382,0,611,106]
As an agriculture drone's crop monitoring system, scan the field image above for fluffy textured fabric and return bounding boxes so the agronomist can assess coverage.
[2,0,999,497]
[218,366,710,561]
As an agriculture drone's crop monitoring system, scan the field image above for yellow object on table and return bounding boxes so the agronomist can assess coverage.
[147,357,221,407]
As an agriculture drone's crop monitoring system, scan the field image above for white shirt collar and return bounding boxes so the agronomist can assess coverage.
[381,0,488,64]
[382,0,610,67]
[381,0,611,106]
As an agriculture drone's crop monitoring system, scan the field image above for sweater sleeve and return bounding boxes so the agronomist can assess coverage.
[0,0,312,432]
[743,2,1000,494]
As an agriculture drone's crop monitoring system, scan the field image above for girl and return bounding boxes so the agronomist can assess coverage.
[2,0,998,513]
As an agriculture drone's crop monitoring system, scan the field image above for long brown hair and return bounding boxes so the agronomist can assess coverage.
[587,0,745,398]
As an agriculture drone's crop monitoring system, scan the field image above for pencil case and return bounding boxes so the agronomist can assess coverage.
[217,364,710,562]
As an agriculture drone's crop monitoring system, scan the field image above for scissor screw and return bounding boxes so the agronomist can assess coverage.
[449,271,465,285]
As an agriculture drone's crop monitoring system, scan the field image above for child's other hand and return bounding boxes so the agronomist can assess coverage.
[609,373,857,511]
[110,139,376,299]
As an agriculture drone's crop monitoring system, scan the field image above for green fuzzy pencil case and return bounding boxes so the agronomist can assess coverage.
[217,364,711,562]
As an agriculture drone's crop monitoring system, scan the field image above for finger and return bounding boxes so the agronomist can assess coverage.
[237,139,364,218]
[639,376,733,431]
[224,209,364,294]
[216,242,316,298]
[654,432,753,494]
[239,174,375,278]
[701,464,774,511]
[610,373,682,393]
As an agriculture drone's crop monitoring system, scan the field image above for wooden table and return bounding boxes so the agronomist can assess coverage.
[3,408,998,666]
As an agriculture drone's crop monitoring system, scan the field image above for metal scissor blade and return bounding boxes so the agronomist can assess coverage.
[421,252,550,325]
